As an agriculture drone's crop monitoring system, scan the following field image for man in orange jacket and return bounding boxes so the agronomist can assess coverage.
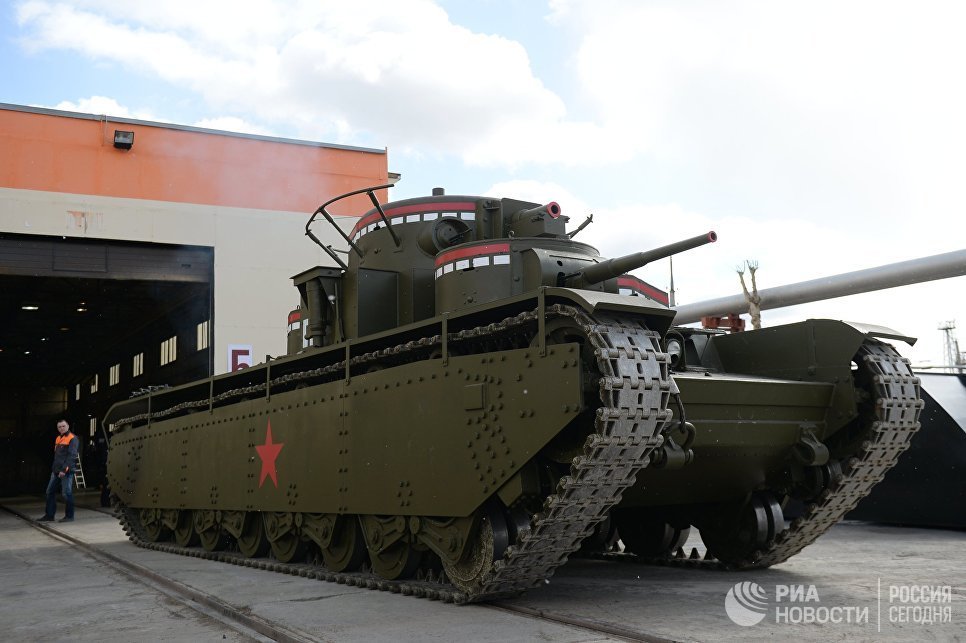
[38,419,79,523]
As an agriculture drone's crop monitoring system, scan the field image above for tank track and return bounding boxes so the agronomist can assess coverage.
[608,337,923,570]
[114,304,674,602]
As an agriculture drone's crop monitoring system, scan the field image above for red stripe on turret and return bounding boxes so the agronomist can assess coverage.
[350,201,477,237]
[618,276,669,306]
[288,311,301,324]
[435,243,511,267]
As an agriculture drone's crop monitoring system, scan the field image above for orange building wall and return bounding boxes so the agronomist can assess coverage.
[0,107,388,216]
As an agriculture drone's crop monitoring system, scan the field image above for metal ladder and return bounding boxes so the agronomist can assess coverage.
[73,454,87,489]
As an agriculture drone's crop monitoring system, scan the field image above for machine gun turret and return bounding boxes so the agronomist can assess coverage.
[565,231,717,288]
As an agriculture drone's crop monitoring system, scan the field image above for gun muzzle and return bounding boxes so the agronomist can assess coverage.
[513,202,562,220]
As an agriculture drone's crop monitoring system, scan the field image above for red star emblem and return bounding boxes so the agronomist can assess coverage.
[255,420,284,488]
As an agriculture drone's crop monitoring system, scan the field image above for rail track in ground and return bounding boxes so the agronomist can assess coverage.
[3,503,312,643]
[3,501,674,643]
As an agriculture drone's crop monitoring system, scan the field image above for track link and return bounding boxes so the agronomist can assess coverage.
[753,338,923,567]
[606,337,924,571]
[115,304,674,602]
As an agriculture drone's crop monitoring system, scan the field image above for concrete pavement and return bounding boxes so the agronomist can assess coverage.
[1,493,963,642]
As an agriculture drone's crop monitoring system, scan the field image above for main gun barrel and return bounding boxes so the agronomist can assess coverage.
[579,231,717,285]
[672,247,966,325]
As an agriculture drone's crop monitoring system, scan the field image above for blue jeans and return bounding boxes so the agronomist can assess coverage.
[45,472,74,519]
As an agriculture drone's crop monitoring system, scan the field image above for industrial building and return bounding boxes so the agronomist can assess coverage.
[0,103,390,494]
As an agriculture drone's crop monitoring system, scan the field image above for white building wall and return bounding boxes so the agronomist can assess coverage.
[0,186,350,374]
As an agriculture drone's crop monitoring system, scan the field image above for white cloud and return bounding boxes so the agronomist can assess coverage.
[484,179,588,215]
[50,95,155,120]
[18,0,966,199]
[192,116,274,136]
[13,1,966,364]
[484,177,966,366]
[43,96,268,137]
[15,0,608,165]
[561,1,966,221]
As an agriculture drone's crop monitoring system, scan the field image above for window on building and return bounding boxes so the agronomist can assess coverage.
[109,363,121,386]
[133,352,144,377]
[89,417,97,437]
[90,374,98,394]
[197,320,209,351]
[75,384,81,401]
[161,335,178,366]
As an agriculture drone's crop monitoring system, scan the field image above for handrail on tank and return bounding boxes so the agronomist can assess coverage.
[366,189,401,248]
[567,213,594,238]
[305,183,396,268]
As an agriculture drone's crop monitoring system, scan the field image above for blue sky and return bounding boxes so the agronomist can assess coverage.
[2,0,965,365]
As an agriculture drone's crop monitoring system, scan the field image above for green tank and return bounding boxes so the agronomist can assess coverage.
[105,186,922,602]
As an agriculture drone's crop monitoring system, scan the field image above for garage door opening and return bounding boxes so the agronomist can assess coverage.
[0,234,213,495]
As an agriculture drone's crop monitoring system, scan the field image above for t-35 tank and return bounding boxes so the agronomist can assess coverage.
[105,186,922,602]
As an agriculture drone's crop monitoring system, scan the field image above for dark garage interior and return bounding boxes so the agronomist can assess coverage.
[0,234,213,495]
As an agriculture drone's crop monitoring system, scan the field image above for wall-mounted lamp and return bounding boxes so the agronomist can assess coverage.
[113,130,135,150]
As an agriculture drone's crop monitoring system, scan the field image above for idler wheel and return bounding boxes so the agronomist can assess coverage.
[322,516,367,572]
[237,512,270,558]
[139,508,171,543]
[613,511,690,558]
[173,510,198,547]
[701,492,785,564]
[442,504,509,593]
[529,319,590,354]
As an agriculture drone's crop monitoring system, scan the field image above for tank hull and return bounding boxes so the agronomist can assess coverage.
[109,344,583,517]
[107,289,677,601]
[625,319,874,510]
[104,188,924,602]
[605,319,922,567]
[624,371,834,506]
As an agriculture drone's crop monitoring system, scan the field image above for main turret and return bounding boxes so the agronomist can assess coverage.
[294,186,715,351]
